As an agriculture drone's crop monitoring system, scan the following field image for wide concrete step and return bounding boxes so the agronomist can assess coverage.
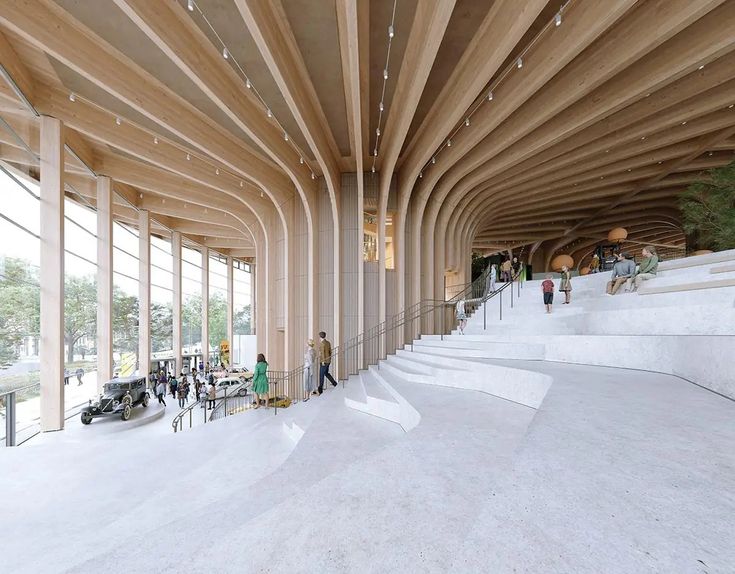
[411,338,545,360]
[344,370,403,429]
[394,348,476,372]
[367,365,422,431]
[379,358,435,384]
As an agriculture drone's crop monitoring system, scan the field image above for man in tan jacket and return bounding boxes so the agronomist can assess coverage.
[317,331,337,394]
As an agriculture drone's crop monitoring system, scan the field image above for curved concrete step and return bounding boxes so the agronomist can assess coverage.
[412,338,545,360]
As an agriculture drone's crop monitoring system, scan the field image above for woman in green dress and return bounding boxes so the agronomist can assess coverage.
[559,265,572,304]
[251,353,269,409]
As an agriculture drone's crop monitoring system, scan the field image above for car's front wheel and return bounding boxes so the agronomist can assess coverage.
[81,412,92,425]
[237,387,247,397]
[142,393,150,407]
[121,404,132,421]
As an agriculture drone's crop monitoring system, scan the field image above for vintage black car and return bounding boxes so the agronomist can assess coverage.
[80,376,150,424]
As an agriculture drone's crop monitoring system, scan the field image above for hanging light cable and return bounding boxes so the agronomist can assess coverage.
[371,0,399,174]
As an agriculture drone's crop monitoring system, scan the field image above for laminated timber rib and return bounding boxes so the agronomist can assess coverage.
[0,0,733,370]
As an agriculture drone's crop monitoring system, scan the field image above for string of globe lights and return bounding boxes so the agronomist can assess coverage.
[65,90,269,199]
[417,0,572,180]
[184,0,317,181]
[370,0,399,174]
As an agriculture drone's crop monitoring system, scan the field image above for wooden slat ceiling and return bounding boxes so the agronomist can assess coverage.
[0,0,733,265]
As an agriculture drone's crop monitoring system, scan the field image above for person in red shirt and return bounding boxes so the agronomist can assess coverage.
[541,274,555,314]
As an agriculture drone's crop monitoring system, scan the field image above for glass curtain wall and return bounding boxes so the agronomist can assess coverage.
[112,221,140,378]
[0,166,42,442]
[150,234,173,374]
[208,253,228,368]
[181,244,202,373]
[63,196,98,397]
[232,261,251,366]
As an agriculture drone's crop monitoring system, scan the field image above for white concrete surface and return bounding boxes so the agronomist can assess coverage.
[2,359,732,573]
[460,251,735,398]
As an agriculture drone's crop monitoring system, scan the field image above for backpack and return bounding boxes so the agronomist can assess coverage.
[208,373,215,384]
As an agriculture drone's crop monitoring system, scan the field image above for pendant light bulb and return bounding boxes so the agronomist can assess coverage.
[431,157,436,164]
[383,69,388,80]
[379,102,384,112]
[376,128,381,137]
[69,92,76,102]
[311,172,316,180]
[267,108,272,118]
[299,157,304,165]
[186,153,190,161]
[447,139,452,147]
[216,168,220,175]
[555,12,561,26]
[187,0,194,11]
[388,25,394,39]
[115,117,121,125]
[222,47,229,59]
[487,91,493,101]
[154,136,158,144]
[246,78,251,89]
[517,57,523,69]
[284,132,289,141]
[465,118,470,127]
[371,166,376,173]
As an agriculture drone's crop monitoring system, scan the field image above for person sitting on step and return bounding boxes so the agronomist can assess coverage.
[626,246,659,292]
[606,252,635,296]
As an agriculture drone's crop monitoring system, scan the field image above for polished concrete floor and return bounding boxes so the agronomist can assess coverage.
[0,359,733,573]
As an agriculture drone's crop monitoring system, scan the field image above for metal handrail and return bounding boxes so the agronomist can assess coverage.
[1,382,42,447]
[170,264,497,430]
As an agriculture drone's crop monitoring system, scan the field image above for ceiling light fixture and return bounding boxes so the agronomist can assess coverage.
[432,157,436,164]
[154,136,158,144]
[465,118,470,127]
[447,139,452,147]
[266,109,272,118]
[245,78,251,89]
[383,69,388,80]
[223,47,229,59]
[517,57,523,69]
[299,157,304,164]
[186,153,190,161]
[187,0,194,11]
[216,168,220,175]
[487,91,493,101]
[388,25,394,39]
[115,117,121,125]
[284,132,289,141]
[69,92,76,102]
[555,12,562,26]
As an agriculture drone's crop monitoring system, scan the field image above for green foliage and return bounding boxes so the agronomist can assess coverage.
[208,291,227,350]
[680,161,735,251]
[0,258,40,367]
[471,252,488,282]
[234,304,251,335]
[64,275,97,363]
[113,288,139,354]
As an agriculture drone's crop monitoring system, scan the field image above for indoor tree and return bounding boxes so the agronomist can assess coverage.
[680,161,735,251]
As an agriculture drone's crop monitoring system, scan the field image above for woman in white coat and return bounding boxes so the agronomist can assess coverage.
[486,264,497,295]
[303,339,317,401]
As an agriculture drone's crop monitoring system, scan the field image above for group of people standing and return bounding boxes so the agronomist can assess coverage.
[151,368,217,409]
[302,331,337,401]
[541,246,660,312]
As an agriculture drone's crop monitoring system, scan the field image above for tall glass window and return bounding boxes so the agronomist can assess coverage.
[63,196,98,393]
[150,234,173,366]
[232,260,251,366]
[112,221,140,378]
[0,167,42,442]
[181,244,202,372]
[208,253,228,367]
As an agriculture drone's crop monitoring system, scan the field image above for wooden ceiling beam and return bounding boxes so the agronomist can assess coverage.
[435,0,733,228]
[35,85,272,214]
[234,0,341,189]
[397,0,548,178]
[112,0,315,202]
[0,0,294,207]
